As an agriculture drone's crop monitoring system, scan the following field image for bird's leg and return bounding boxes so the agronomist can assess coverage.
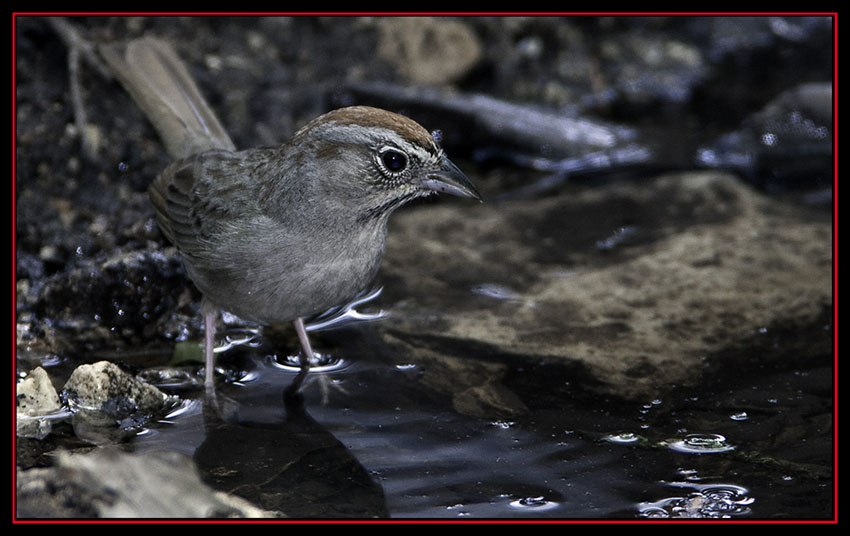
[286,316,313,395]
[202,301,219,394]
[293,316,315,367]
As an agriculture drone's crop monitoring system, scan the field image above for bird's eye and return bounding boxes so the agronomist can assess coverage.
[380,149,408,173]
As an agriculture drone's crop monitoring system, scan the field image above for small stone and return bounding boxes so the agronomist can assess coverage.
[62,361,170,418]
[16,367,62,439]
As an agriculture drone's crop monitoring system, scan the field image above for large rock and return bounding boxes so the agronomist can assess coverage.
[379,171,831,403]
[15,448,279,518]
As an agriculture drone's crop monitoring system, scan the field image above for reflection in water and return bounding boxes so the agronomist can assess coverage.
[192,386,388,518]
[128,329,833,519]
[305,286,388,332]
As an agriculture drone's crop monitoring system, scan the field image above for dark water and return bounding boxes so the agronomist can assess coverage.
[130,319,834,520]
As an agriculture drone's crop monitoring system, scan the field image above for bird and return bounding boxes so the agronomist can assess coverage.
[99,37,481,393]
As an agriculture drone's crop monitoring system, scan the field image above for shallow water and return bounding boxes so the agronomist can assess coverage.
[130,320,833,520]
[14,15,835,521]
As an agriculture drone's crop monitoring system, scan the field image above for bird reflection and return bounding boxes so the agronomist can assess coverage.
[193,384,388,518]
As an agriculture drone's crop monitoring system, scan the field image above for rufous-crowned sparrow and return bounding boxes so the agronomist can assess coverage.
[100,37,481,393]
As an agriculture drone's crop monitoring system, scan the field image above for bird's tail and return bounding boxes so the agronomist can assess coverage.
[99,37,235,159]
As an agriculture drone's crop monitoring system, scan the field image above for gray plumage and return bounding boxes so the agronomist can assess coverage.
[100,37,480,390]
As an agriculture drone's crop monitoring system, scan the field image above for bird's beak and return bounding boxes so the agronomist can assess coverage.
[421,156,483,202]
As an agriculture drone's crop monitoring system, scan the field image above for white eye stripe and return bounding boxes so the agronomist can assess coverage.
[329,123,443,174]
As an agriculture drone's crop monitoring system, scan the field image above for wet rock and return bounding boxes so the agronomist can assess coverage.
[15,448,280,518]
[63,360,169,411]
[62,361,175,443]
[379,171,831,402]
[20,246,196,356]
[16,367,62,439]
[374,17,482,85]
[697,82,833,191]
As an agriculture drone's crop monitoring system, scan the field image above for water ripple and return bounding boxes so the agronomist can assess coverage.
[638,483,754,518]
[508,496,561,512]
[664,433,735,454]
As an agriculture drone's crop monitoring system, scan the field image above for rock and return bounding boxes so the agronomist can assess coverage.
[697,82,833,190]
[15,448,280,518]
[63,361,169,412]
[22,246,195,357]
[61,361,174,443]
[375,17,482,85]
[380,171,831,402]
[16,367,62,439]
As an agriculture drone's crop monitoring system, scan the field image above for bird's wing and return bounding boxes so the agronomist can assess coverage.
[149,148,274,258]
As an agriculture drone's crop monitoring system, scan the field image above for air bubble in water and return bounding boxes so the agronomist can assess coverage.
[269,352,346,373]
[509,496,560,511]
[665,433,735,453]
[638,483,754,518]
[603,432,642,444]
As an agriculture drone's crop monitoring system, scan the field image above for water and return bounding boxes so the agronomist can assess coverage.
[128,322,834,519]
[14,15,834,520]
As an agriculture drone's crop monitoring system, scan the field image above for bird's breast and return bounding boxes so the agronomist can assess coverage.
[186,217,388,325]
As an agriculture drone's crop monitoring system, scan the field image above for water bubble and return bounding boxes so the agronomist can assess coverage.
[509,496,560,511]
[491,420,515,429]
[638,483,753,518]
[445,503,471,517]
[730,411,749,421]
[269,352,346,373]
[761,132,778,146]
[603,432,642,444]
[665,433,735,454]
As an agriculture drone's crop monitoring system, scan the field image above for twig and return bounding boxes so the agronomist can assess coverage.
[46,17,113,160]
[46,17,112,80]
